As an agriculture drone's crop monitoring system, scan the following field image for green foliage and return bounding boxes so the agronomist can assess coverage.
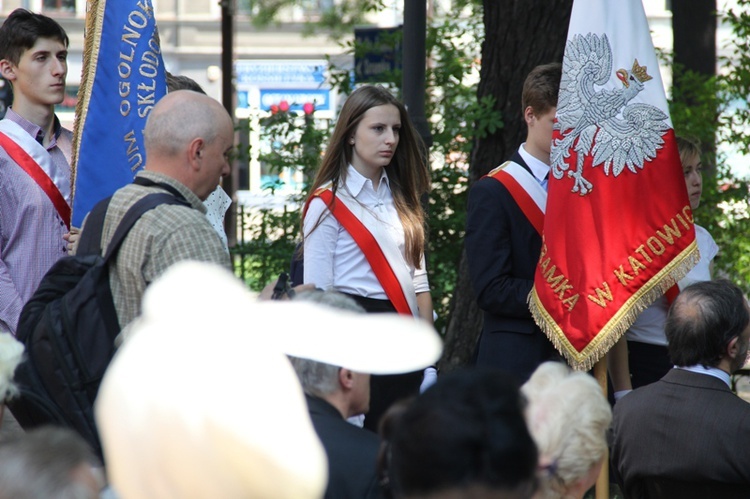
[666,1,750,292]
[723,1,750,151]
[241,0,386,38]
[423,6,497,331]
[711,1,750,291]
[231,109,327,289]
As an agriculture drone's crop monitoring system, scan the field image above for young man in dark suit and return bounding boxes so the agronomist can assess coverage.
[611,280,750,497]
[465,63,562,382]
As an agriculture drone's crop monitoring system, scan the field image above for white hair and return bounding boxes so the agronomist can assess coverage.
[0,331,23,403]
[521,362,612,499]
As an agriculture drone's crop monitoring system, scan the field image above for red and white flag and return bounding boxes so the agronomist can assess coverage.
[529,0,699,370]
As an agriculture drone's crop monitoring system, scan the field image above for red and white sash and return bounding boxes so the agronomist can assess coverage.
[486,160,547,235]
[0,119,71,228]
[307,187,419,317]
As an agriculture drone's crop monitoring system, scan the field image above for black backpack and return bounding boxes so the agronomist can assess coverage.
[7,185,189,458]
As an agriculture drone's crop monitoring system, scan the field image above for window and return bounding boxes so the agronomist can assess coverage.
[237,0,255,15]
[237,0,334,19]
[43,0,76,13]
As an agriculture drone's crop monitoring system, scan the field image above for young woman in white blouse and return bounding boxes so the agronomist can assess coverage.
[303,85,432,430]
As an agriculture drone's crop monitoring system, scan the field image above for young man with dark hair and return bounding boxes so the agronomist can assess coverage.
[465,63,562,382]
[0,9,72,334]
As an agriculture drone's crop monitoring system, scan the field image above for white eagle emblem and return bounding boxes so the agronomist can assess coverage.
[550,33,670,195]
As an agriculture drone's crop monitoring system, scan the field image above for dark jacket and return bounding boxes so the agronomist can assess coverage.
[465,151,556,380]
[611,369,750,498]
[306,395,381,499]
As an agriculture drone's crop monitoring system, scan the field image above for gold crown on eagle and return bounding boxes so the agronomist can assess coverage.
[630,59,652,82]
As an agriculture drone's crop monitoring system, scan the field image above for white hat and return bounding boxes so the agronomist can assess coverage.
[136,261,443,375]
[96,261,443,499]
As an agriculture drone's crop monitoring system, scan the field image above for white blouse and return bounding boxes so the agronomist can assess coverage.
[303,165,429,300]
[626,224,719,346]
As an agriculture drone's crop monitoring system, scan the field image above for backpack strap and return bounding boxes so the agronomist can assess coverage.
[133,176,188,203]
[102,193,190,262]
[77,197,113,256]
[77,178,190,256]
[93,193,190,344]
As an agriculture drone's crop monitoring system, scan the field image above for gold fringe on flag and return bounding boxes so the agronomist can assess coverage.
[529,241,700,371]
[70,0,106,211]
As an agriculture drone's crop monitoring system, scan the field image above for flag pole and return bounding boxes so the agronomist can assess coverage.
[594,358,609,499]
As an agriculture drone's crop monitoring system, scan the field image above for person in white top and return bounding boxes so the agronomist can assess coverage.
[303,85,432,431]
[609,136,719,398]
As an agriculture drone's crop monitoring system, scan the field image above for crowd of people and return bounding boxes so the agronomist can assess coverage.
[0,7,749,499]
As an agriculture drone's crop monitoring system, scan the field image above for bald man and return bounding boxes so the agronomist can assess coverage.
[79,90,233,330]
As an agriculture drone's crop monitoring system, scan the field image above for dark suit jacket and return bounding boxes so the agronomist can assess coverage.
[465,151,555,380]
[611,369,750,497]
[306,395,381,499]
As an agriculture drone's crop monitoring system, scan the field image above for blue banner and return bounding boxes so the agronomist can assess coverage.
[71,0,166,227]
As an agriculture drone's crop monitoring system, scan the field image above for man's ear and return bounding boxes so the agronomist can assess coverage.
[187,137,204,169]
[0,59,16,82]
[727,336,740,360]
[524,106,536,126]
[338,368,354,391]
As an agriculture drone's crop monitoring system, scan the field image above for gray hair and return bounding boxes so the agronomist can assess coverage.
[288,356,341,398]
[0,426,103,499]
[288,290,365,397]
[521,362,612,499]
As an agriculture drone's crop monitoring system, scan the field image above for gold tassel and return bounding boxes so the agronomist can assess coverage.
[70,0,106,208]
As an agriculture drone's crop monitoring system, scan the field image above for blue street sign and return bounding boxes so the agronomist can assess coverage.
[235,60,327,86]
[354,26,402,83]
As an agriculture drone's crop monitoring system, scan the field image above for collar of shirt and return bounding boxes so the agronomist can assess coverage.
[675,364,731,387]
[5,107,62,150]
[136,170,208,214]
[344,164,390,197]
[518,143,550,183]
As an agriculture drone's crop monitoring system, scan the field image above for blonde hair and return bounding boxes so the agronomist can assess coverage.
[521,362,612,499]
[676,136,701,168]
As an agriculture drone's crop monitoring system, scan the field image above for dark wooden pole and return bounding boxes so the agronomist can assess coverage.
[220,0,237,246]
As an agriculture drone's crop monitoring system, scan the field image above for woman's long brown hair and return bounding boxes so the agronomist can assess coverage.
[304,85,430,268]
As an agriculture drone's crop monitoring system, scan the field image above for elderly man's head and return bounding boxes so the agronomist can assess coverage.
[666,279,750,373]
[288,290,371,419]
[144,90,233,200]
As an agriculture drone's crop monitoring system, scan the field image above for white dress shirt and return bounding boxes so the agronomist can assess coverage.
[519,142,551,186]
[303,165,429,300]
